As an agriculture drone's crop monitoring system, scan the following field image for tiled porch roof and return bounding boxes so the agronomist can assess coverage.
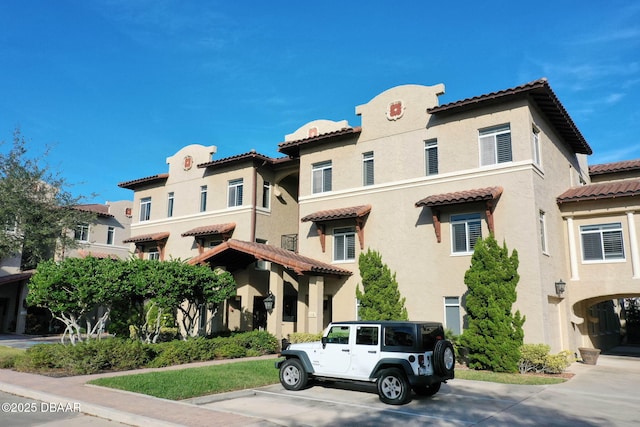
[123,231,170,244]
[278,127,362,157]
[428,78,592,155]
[557,180,640,204]
[301,205,371,222]
[415,186,503,208]
[77,250,121,260]
[118,173,169,190]
[589,159,640,176]
[197,151,292,168]
[0,271,34,286]
[189,239,352,276]
[73,204,114,217]
[181,223,236,237]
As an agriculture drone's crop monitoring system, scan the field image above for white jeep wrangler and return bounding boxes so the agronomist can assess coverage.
[275,321,455,405]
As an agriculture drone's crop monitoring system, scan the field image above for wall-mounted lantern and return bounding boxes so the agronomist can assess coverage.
[263,292,275,312]
[555,279,566,298]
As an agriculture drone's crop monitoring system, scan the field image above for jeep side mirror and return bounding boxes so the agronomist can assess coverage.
[321,336,327,349]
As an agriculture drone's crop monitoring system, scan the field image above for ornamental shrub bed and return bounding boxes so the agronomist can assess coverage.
[9,331,278,376]
[518,343,574,374]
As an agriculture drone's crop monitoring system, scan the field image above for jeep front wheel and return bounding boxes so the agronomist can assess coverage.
[377,368,410,405]
[279,358,308,391]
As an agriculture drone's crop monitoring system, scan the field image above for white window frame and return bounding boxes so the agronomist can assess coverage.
[444,296,462,335]
[200,185,208,212]
[539,210,548,254]
[532,126,542,167]
[580,222,625,263]
[107,226,115,245]
[228,179,243,207]
[75,224,90,242]
[312,161,332,194]
[262,181,271,209]
[148,247,160,260]
[425,139,438,176]
[139,197,151,222]
[333,227,356,262]
[167,192,174,217]
[479,124,512,166]
[450,213,482,255]
[362,152,374,186]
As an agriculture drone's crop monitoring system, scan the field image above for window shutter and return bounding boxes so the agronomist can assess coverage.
[346,234,356,259]
[468,220,482,249]
[480,136,495,166]
[426,146,438,175]
[452,223,466,252]
[323,168,332,192]
[237,184,243,205]
[335,235,345,260]
[603,230,624,259]
[363,157,374,185]
[582,233,603,260]
[496,132,512,163]
[312,169,323,193]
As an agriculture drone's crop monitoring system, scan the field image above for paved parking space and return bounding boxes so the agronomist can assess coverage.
[186,353,640,427]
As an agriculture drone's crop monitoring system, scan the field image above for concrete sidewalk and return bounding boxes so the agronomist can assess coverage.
[0,349,281,426]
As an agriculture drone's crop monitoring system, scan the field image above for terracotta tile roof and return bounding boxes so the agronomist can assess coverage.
[0,271,34,285]
[415,186,503,207]
[557,180,640,204]
[589,159,640,176]
[301,205,371,223]
[197,151,292,169]
[73,204,114,217]
[278,126,362,157]
[189,239,352,276]
[123,231,170,244]
[428,78,592,155]
[77,250,120,260]
[118,173,169,190]
[181,223,236,237]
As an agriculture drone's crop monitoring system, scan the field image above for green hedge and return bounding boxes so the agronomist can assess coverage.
[10,331,278,376]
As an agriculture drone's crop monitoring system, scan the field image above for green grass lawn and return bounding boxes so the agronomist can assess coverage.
[88,358,566,400]
[88,358,281,400]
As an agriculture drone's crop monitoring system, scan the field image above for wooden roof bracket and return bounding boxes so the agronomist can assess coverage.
[432,209,442,243]
[316,223,326,253]
[486,200,496,234]
[356,217,366,249]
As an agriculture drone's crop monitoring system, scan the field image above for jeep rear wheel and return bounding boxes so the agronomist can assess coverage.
[433,340,455,377]
[413,382,441,397]
[377,368,410,405]
[279,358,308,391]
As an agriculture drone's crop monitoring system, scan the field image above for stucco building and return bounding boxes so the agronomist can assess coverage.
[119,78,640,353]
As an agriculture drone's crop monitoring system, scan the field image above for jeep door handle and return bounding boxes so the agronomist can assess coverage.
[342,349,350,352]
[368,351,377,354]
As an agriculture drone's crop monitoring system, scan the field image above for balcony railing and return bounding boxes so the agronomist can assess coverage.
[281,234,298,253]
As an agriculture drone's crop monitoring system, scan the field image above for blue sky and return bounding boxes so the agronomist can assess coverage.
[1,1,639,204]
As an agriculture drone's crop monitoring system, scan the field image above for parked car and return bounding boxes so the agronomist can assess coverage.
[276,321,455,404]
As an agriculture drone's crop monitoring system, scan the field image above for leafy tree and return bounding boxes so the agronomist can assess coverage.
[356,249,408,321]
[151,260,237,340]
[27,256,238,344]
[27,256,123,344]
[0,129,94,269]
[459,235,525,373]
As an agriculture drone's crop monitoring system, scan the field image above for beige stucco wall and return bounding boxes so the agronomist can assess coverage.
[294,84,593,352]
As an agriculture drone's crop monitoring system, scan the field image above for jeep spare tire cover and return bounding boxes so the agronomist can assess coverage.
[433,340,455,376]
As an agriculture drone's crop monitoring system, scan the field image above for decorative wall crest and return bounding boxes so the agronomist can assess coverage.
[387,100,405,121]
[183,155,194,171]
